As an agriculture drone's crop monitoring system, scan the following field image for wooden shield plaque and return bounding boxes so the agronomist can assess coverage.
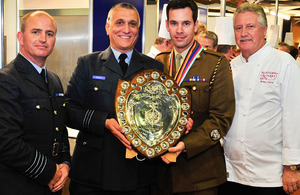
[115,70,191,159]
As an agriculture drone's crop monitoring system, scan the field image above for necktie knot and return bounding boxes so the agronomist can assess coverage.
[119,53,127,61]
[176,53,182,61]
[119,53,128,74]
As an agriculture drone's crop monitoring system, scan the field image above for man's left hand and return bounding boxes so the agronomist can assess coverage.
[51,163,70,192]
[282,166,300,194]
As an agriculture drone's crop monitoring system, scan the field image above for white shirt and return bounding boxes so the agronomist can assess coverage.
[297,56,300,66]
[223,43,300,187]
[146,46,161,59]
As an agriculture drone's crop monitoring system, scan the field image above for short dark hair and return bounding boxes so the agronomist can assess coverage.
[278,42,290,48]
[167,0,198,23]
[289,46,298,59]
[217,45,233,54]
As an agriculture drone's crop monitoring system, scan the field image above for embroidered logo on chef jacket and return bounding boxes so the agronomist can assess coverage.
[260,71,278,84]
[210,129,220,141]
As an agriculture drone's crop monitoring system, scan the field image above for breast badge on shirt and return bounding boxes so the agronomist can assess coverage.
[56,93,64,97]
[260,71,278,84]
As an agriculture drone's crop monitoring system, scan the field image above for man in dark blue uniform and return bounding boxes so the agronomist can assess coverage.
[0,11,70,195]
[65,3,164,195]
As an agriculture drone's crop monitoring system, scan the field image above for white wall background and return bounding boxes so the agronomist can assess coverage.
[19,0,89,9]
[4,0,17,63]
[144,4,158,55]
[4,0,89,64]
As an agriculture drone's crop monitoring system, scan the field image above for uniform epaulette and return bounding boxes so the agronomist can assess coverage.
[156,50,172,57]
[202,48,224,58]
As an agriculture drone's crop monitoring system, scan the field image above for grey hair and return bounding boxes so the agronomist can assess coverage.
[199,31,218,48]
[233,2,267,28]
[106,2,140,27]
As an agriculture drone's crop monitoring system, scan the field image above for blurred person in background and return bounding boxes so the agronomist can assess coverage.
[147,36,174,58]
[198,30,218,51]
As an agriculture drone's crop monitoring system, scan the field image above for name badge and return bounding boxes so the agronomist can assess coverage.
[92,75,106,80]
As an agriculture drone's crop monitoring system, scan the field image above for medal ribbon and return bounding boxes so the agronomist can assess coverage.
[169,41,203,86]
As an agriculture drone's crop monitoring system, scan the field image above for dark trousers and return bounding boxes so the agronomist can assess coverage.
[218,181,286,195]
[174,187,218,195]
[69,181,150,195]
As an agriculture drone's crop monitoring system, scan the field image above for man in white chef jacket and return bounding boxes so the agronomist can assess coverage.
[220,2,300,195]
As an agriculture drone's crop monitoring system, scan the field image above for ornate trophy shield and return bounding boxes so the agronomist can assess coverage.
[115,70,191,159]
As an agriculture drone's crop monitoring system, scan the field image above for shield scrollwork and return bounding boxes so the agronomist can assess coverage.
[115,70,191,159]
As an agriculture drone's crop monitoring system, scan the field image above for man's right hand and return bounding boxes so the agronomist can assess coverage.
[48,164,62,191]
[105,118,131,149]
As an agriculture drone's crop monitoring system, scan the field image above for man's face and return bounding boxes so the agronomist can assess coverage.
[17,13,56,67]
[198,37,216,51]
[166,7,198,53]
[105,7,139,53]
[234,11,267,60]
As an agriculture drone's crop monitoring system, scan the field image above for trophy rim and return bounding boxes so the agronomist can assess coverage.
[115,69,191,159]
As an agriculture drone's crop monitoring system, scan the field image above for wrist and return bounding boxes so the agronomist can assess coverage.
[62,161,71,170]
[287,165,300,171]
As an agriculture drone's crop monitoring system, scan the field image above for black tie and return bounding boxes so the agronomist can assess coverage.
[119,53,128,74]
[40,69,47,84]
